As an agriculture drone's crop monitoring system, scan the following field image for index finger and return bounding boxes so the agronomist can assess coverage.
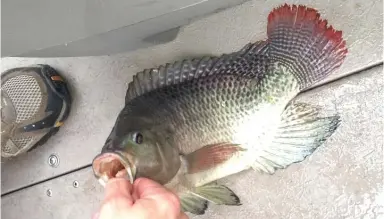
[133,178,178,203]
[133,178,182,217]
[132,178,169,198]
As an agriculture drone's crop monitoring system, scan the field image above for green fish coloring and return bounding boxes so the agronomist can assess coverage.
[92,4,347,215]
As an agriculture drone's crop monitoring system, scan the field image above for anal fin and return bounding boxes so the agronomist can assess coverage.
[194,183,241,206]
[180,183,241,215]
[252,102,340,174]
[180,193,208,215]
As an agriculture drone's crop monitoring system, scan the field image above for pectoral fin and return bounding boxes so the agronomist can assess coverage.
[186,143,246,174]
[252,102,340,174]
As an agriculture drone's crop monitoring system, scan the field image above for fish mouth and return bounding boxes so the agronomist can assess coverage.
[92,151,136,186]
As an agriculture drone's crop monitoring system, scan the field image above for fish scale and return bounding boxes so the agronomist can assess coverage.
[132,63,298,156]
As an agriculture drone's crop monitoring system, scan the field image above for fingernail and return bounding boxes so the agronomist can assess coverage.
[115,169,128,178]
[108,177,130,184]
[105,178,133,198]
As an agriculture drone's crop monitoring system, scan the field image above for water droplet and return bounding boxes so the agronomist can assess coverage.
[73,181,79,188]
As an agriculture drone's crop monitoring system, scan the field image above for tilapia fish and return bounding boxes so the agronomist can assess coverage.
[92,4,347,215]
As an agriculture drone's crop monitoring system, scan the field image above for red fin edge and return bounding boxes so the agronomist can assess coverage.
[186,143,245,174]
[267,4,348,55]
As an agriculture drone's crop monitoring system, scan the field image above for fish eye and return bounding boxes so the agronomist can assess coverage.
[133,132,143,144]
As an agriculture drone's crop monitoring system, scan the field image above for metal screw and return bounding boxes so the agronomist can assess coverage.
[48,154,59,167]
[73,180,79,188]
[46,189,52,197]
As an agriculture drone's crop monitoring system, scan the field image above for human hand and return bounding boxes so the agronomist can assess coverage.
[93,177,188,219]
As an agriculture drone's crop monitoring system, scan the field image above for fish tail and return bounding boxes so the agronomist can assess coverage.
[267,4,348,90]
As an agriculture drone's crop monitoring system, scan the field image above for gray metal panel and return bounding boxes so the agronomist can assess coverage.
[1,0,383,195]
[14,0,251,57]
[2,65,383,219]
[1,0,202,56]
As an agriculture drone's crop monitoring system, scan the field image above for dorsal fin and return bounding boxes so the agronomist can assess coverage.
[125,41,269,103]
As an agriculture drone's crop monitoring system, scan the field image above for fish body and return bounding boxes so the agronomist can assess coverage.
[93,4,347,215]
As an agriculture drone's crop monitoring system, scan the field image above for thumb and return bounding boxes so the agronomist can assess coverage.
[103,178,134,205]
[98,178,135,219]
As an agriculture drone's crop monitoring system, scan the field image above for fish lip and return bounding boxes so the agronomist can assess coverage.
[92,151,136,185]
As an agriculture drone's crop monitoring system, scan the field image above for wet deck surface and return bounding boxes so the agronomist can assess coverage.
[1,0,383,218]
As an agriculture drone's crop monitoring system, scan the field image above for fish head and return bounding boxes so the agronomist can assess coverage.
[92,115,180,186]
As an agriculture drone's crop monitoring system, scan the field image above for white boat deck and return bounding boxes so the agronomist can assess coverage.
[1,0,383,218]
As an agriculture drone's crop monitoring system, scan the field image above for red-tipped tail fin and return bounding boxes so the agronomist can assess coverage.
[267,4,348,89]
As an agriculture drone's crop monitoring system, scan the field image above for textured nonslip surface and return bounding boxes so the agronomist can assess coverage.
[1,65,383,219]
[1,0,383,194]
